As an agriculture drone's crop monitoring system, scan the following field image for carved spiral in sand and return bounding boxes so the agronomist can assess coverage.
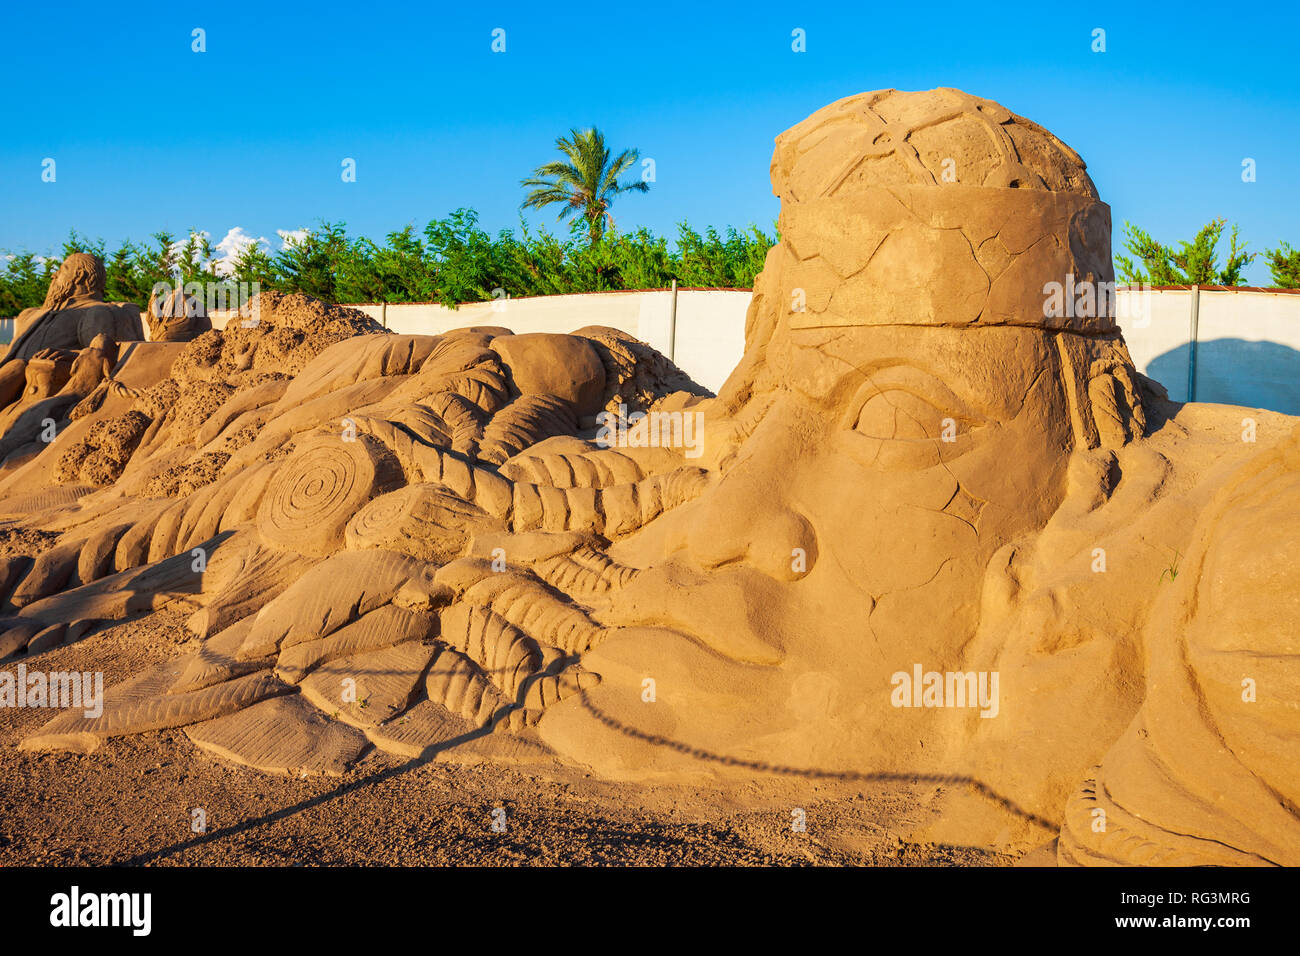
[345,482,502,563]
[257,434,404,556]
[345,486,416,549]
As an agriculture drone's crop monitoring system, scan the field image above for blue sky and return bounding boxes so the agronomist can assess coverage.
[2,0,1298,283]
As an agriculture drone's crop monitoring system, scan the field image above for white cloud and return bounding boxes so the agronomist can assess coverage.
[1,254,51,274]
[277,228,308,250]
[212,227,270,277]
[170,230,210,253]
[165,231,215,275]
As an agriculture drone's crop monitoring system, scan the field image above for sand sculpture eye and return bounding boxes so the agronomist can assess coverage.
[850,389,957,441]
[845,374,979,444]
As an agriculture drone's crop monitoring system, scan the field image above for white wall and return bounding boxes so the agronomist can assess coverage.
[669,290,750,392]
[1117,288,1300,413]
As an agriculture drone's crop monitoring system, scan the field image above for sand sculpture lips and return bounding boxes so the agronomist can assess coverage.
[1,89,1298,867]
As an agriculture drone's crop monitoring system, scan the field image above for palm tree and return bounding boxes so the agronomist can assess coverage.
[520,127,650,243]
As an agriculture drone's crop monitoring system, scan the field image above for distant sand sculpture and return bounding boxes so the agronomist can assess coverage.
[145,284,214,344]
[1,89,1296,866]
[0,254,147,472]
[2,253,143,364]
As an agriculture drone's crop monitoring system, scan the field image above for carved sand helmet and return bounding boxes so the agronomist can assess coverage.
[767,87,1115,335]
[728,88,1142,450]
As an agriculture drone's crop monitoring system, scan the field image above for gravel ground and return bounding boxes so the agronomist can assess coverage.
[0,611,1020,867]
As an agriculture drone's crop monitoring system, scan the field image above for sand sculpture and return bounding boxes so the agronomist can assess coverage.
[2,254,142,365]
[0,254,147,474]
[1,89,1296,866]
[145,284,213,343]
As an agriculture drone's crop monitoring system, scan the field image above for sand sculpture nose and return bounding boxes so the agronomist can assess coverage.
[684,472,819,581]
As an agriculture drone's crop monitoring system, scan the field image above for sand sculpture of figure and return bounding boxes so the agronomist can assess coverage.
[0,334,119,472]
[0,90,1296,866]
[0,253,143,411]
[2,253,143,361]
[146,284,213,343]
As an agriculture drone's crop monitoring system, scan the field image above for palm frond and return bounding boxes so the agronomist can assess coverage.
[520,126,651,240]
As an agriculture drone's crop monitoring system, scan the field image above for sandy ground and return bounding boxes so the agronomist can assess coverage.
[0,612,1020,867]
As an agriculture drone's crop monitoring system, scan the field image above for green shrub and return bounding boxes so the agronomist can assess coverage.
[1,212,776,315]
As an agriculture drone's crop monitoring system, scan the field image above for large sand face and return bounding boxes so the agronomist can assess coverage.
[697,323,1075,597]
[543,324,1077,776]
[535,88,1129,780]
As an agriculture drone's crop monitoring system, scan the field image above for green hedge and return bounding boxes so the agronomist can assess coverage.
[0,210,776,316]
